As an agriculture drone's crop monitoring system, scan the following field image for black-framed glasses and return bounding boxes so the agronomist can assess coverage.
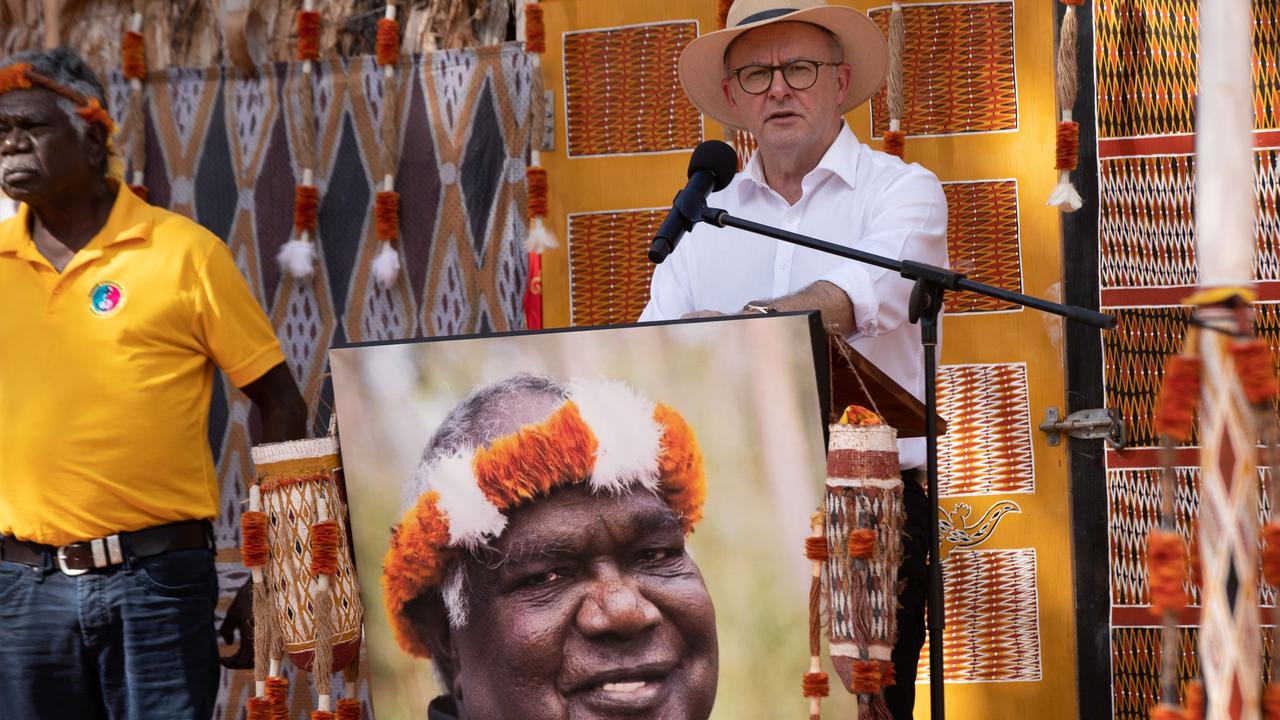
[731,60,833,94]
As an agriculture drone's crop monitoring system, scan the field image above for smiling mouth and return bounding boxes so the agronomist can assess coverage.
[569,665,675,714]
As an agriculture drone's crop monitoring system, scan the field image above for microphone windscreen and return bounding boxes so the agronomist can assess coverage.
[687,140,740,191]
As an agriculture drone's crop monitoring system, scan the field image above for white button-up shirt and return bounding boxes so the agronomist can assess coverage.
[640,124,949,469]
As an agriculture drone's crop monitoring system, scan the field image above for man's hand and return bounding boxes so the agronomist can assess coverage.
[681,310,726,319]
[218,578,255,669]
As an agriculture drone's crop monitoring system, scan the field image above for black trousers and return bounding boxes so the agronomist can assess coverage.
[883,473,929,720]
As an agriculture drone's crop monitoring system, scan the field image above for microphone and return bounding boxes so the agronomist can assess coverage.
[648,140,739,264]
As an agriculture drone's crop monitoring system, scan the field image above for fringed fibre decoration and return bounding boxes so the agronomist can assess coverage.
[75,99,115,134]
[376,18,399,66]
[297,11,321,62]
[883,130,905,158]
[1265,684,1280,720]
[527,166,549,218]
[880,661,897,687]
[265,676,289,720]
[1055,122,1079,171]
[1154,355,1202,442]
[1262,521,1280,587]
[241,511,269,567]
[246,696,271,720]
[309,519,340,576]
[0,63,33,93]
[1230,339,1279,404]
[374,191,400,241]
[336,698,361,720]
[805,536,830,562]
[852,659,882,694]
[802,671,830,698]
[294,185,320,233]
[1146,530,1187,614]
[847,528,877,558]
[525,2,546,54]
[122,31,146,80]
[310,712,334,720]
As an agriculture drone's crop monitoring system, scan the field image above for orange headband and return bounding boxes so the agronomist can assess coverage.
[0,63,116,135]
[382,385,707,658]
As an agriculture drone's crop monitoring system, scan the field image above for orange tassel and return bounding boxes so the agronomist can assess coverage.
[880,661,896,687]
[1146,530,1187,614]
[375,191,400,242]
[1186,681,1205,720]
[525,3,545,54]
[718,0,733,29]
[1263,522,1280,587]
[76,99,115,134]
[129,184,149,202]
[1154,355,1202,442]
[1055,121,1079,171]
[0,63,34,93]
[883,130,905,159]
[804,536,829,562]
[1150,705,1183,720]
[802,671,830,698]
[247,696,272,720]
[297,10,321,62]
[851,660,881,694]
[527,166,549,219]
[376,18,399,67]
[241,510,270,568]
[1230,339,1278,405]
[336,698,361,720]
[310,519,340,576]
[294,185,319,234]
[1264,684,1280,720]
[311,712,334,720]
[122,30,146,80]
[847,528,877,559]
[265,676,289,720]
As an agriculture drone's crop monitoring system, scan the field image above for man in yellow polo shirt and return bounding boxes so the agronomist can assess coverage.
[0,49,306,719]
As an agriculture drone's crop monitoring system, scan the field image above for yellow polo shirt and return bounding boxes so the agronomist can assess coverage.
[0,184,286,546]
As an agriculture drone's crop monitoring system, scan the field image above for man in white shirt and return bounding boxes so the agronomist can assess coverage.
[640,1,947,716]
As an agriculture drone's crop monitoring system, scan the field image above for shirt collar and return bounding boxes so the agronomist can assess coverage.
[737,122,861,201]
[0,181,152,262]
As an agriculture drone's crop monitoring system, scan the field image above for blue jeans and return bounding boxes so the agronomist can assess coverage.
[0,547,220,720]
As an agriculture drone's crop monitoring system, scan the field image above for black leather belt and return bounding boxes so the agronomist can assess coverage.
[0,520,212,575]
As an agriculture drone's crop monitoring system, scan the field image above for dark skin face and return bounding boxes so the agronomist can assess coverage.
[0,86,114,269]
[427,484,719,720]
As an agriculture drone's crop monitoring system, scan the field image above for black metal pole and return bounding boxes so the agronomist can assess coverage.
[920,302,945,719]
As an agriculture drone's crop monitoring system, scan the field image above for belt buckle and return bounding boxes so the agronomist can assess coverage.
[56,545,89,576]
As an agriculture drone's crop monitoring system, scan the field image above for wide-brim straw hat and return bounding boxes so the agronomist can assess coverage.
[679,0,888,129]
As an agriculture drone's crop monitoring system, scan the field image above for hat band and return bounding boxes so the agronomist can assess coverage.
[737,8,799,26]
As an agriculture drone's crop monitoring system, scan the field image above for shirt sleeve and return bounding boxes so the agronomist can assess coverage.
[817,166,948,339]
[638,234,698,322]
[192,241,287,388]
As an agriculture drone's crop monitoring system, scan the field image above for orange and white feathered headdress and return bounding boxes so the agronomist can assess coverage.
[382,379,707,658]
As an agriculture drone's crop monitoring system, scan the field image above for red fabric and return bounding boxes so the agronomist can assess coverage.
[523,251,543,330]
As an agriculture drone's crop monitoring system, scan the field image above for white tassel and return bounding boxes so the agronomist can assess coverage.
[525,216,558,253]
[372,240,402,288]
[277,237,317,278]
[1046,170,1083,212]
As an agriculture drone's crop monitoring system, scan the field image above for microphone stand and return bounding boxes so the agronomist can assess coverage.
[687,204,1116,720]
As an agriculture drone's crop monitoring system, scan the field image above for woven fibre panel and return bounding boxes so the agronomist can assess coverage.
[564,22,701,156]
[1103,304,1280,447]
[868,1,1017,137]
[1095,0,1280,138]
[935,364,1034,496]
[1108,468,1277,607]
[568,210,663,325]
[1099,151,1280,289]
[917,549,1042,682]
[943,180,1022,313]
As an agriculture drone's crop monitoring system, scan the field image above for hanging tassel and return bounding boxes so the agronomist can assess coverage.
[1149,705,1184,720]
[372,189,402,288]
[247,696,272,720]
[376,17,400,67]
[309,519,340,576]
[335,698,361,720]
[884,2,906,159]
[1154,355,1203,443]
[1186,681,1205,720]
[1230,339,1279,405]
[1048,0,1083,211]
[1265,684,1280,720]
[851,659,881,694]
[122,30,146,81]
[265,676,289,720]
[525,165,558,252]
[278,238,317,279]
[847,528,877,559]
[525,2,546,53]
[297,10,321,62]
[803,512,827,720]
[281,183,320,278]
[1146,530,1188,615]
[311,713,334,720]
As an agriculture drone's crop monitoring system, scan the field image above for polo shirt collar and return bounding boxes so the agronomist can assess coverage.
[737,122,861,201]
[0,182,152,264]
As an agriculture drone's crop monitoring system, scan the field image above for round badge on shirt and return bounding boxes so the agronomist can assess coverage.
[89,281,124,316]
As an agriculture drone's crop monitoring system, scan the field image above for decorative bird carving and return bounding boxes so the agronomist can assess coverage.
[938,501,1021,553]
